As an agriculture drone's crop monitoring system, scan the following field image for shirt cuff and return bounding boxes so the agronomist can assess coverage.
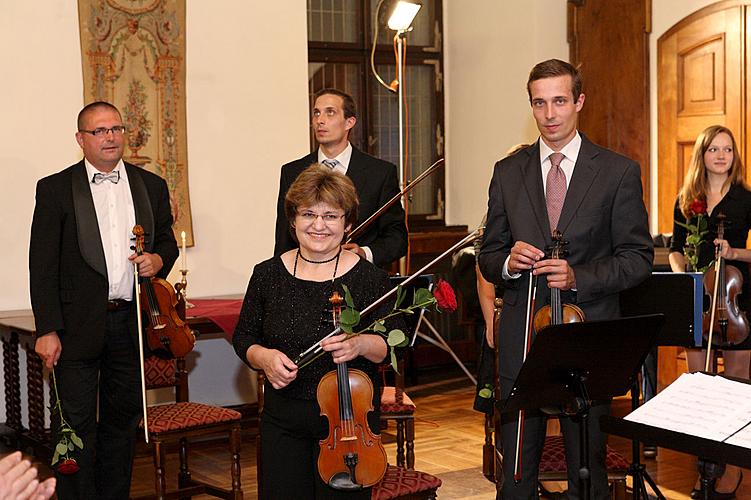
[502,255,522,280]
[363,246,374,263]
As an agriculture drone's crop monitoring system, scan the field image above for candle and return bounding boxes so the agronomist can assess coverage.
[181,231,187,271]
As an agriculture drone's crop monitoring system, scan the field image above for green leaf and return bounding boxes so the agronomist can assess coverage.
[52,450,60,465]
[56,443,68,456]
[342,284,355,309]
[68,441,75,451]
[394,285,406,309]
[478,388,493,399]
[413,288,434,307]
[387,329,406,347]
[390,349,399,374]
[339,308,360,330]
[70,433,83,449]
[373,321,387,333]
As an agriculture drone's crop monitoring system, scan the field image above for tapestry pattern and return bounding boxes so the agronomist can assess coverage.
[78,0,194,245]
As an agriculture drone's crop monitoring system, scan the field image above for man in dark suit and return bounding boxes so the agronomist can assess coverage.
[30,101,178,499]
[274,88,407,267]
[478,60,653,499]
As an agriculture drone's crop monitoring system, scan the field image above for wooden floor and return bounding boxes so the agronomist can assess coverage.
[127,376,751,499]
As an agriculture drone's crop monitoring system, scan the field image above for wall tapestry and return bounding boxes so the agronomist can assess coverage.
[78,0,194,245]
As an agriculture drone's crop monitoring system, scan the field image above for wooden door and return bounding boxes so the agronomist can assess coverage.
[657,2,744,234]
[657,1,751,389]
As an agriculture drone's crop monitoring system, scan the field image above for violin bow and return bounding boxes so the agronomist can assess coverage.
[513,268,538,483]
[345,158,444,244]
[705,243,723,372]
[294,228,479,367]
[133,259,150,443]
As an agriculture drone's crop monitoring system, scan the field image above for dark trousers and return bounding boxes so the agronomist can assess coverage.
[261,388,377,500]
[497,378,611,500]
[53,308,141,500]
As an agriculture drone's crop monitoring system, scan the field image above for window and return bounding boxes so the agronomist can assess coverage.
[307,0,445,224]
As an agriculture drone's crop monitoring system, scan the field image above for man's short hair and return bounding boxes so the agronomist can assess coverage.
[313,88,357,120]
[526,59,583,102]
[77,101,122,130]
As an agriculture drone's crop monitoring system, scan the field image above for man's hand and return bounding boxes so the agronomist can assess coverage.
[533,258,576,290]
[34,332,61,369]
[128,252,164,277]
[342,243,366,259]
[508,241,545,275]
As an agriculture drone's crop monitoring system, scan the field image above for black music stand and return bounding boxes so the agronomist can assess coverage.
[501,314,665,500]
[619,272,700,499]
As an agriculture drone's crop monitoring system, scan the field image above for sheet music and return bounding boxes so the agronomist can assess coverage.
[625,372,751,446]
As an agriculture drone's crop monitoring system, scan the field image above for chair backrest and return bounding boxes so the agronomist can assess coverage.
[143,356,189,402]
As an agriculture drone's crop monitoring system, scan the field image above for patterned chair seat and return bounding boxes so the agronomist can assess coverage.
[145,402,241,434]
[539,435,628,500]
[381,386,416,415]
[372,465,441,500]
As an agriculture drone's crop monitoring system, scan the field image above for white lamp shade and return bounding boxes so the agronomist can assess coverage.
[387,1,421,31]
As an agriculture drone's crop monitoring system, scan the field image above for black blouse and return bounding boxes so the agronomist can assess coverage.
[233,256,401,401]
[671,183,751,299]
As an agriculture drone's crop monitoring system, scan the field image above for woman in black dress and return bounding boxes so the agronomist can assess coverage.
[234,164,398,499]
[670,125,751,498]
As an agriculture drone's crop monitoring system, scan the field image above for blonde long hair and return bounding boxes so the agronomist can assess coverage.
[677,125,746,217]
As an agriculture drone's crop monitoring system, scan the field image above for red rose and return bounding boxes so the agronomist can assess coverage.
[57,457,79,475]
[434,279,457,313]
[689,198,707,217]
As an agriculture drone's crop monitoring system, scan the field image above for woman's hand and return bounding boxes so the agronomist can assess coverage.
[322,333,388,364]
[250,346,298,389]
[714,238,737,260]
[321,333,360,364]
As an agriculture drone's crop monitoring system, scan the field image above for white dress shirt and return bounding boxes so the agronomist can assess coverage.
[85,159,136,300]
[502,132,583,279]
[318,142,375,263]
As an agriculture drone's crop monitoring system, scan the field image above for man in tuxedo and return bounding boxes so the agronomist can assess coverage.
[274,88,407,267]
[30,101,178,499]
[478,60,653,499]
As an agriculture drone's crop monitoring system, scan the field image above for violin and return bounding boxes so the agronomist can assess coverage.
[317,291,387,490]
[512,230,585,483]
[702,214,749,353]
[132,225,196,359]
[533,230,585,331]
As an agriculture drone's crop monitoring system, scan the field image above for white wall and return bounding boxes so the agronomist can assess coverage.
[443,0,569,229]
[0,1,310,311]
[649,0,718,232]
[0,1,309,410]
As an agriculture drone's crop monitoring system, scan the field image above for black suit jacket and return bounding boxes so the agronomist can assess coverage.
[273,147,408,267]
[29,161,178,361]
[478,136,653,384]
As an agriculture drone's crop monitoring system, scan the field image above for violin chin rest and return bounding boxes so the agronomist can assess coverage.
[328,473,363,491]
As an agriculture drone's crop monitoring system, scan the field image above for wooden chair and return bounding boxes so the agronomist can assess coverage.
[135,355,243,499]
[379,362,416,469]
[484,299,628,499]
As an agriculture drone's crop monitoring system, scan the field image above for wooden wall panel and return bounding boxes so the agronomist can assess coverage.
[568,0,651,206]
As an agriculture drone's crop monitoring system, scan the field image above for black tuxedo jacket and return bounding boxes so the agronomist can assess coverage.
[273,147,408,267]
[478,136,653,384]
[29,161,178,361]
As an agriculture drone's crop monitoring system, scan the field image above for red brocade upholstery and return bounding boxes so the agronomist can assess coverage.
[538,435,628,500]
[380,386,416,414]
[539,435,630,473]
[146,402,241,434]
[371,465,441,500]
[143,356,176,387]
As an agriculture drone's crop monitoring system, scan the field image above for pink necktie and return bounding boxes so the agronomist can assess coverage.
[546,152,566,232]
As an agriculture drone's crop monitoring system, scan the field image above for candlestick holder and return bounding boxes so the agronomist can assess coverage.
[178,269,194,308]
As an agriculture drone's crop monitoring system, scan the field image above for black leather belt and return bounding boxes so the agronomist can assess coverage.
[106,299,132,311]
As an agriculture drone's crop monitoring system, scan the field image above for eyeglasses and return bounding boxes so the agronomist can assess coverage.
[296,211,346,224]
[79,126,127,137]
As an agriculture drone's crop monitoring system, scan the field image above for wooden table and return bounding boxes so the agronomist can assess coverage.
[0,306,238,457]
